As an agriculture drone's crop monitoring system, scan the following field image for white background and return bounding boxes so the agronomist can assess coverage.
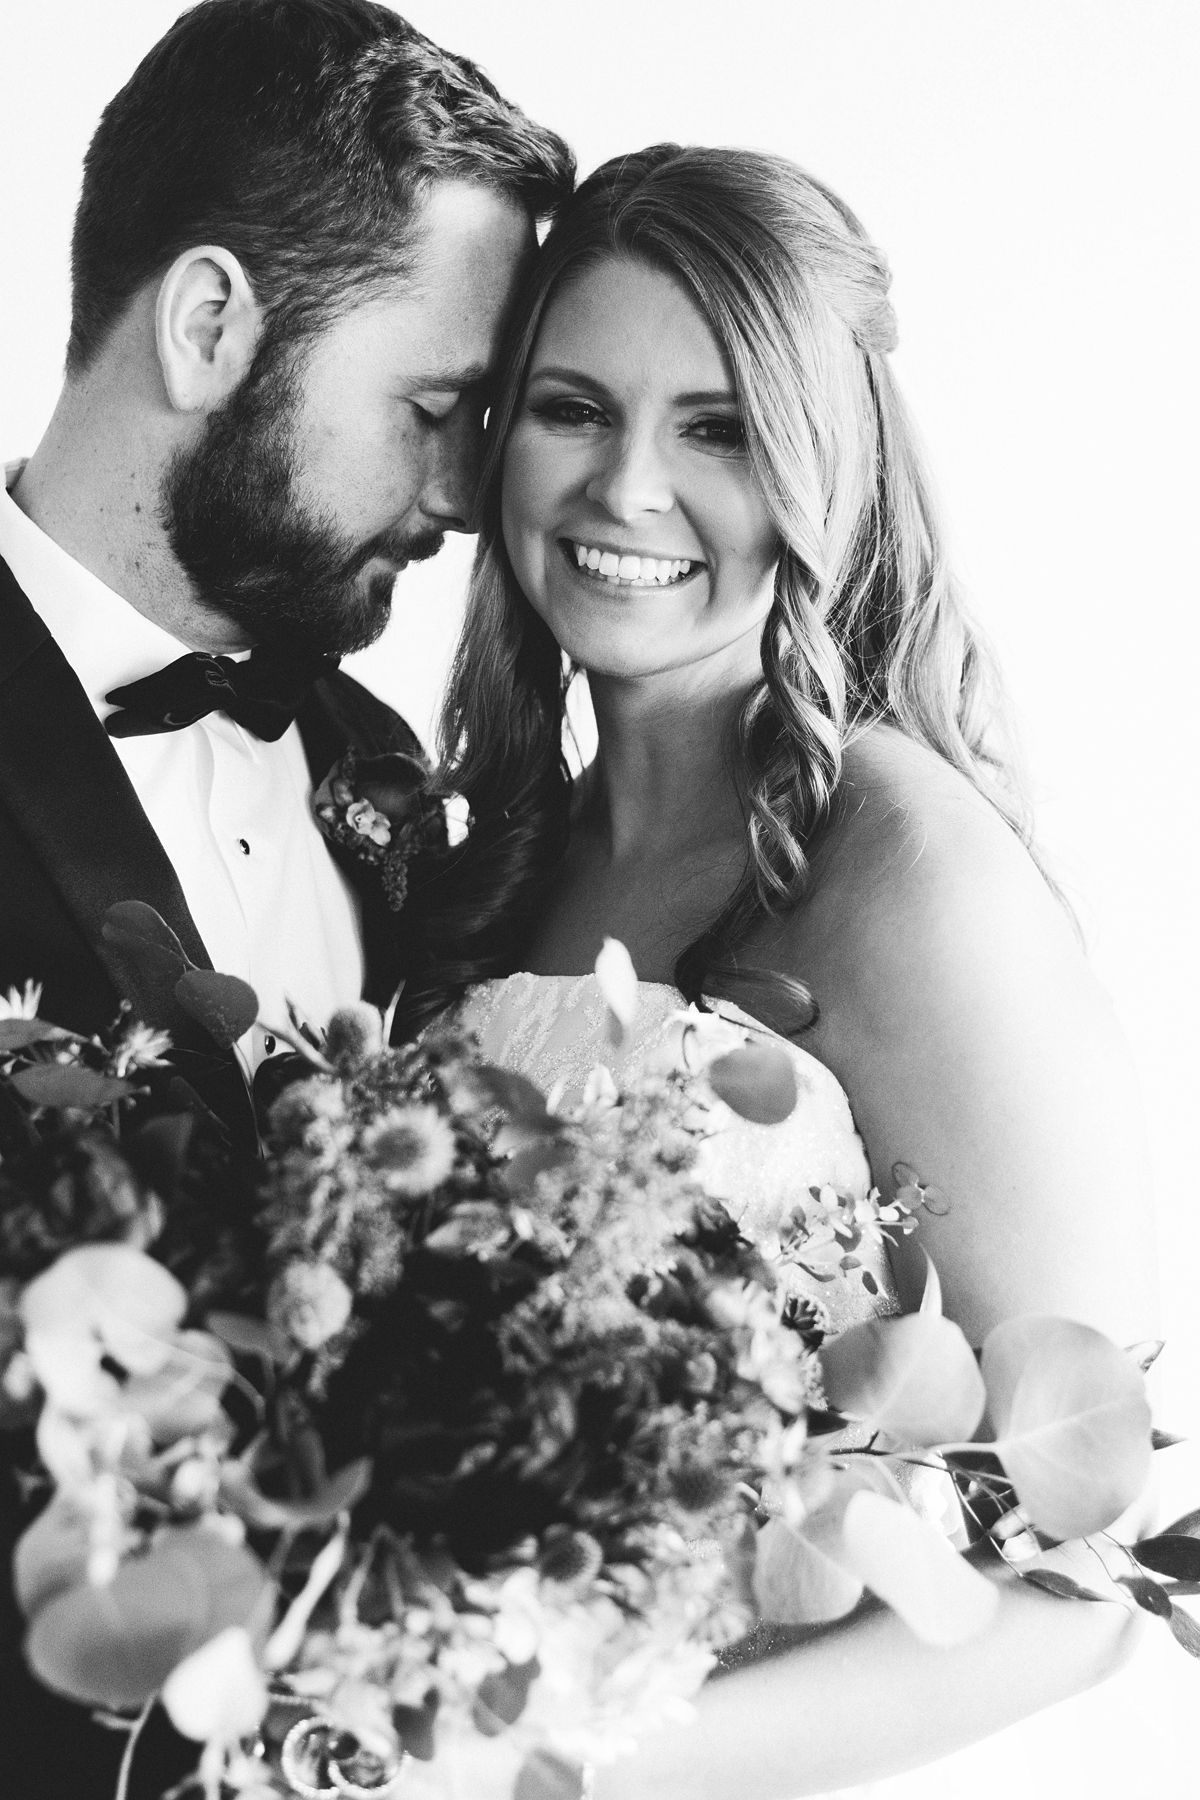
[2,4,1197,1792]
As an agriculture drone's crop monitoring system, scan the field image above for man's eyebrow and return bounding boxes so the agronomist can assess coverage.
[413,359,492,389]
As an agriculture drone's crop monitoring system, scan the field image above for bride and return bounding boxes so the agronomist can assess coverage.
[399,145,1159,1796]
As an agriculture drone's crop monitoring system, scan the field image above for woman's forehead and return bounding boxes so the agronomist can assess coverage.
[530,256,735,395]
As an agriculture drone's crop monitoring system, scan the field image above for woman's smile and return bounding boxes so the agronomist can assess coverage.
[559,538,702,590]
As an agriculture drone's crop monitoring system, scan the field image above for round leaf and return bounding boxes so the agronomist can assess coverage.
[174,970,260,1050]
[819,1311,987,1446]
[839,1490,999,1645]
[515,1749,589,1800]
[10,1065,135,1109]
[121,1330,233,1443]
[21,1245,187,1364]
[162,1624,268,1743]
[24,1525,270,1709]
[752,1514,863,1624]
[707,1043,798,1125]
[102,901,193,978]
[0,1020,73,1052]
[981,1315,1153,1539]
[13,1497,91,1619]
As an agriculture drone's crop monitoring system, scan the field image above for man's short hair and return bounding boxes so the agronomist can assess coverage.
[67,0,575,375]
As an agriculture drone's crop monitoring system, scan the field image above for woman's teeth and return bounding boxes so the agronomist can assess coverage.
[569,542,695,586]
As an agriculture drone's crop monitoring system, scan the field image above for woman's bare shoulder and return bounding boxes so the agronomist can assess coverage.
[785,723,1079,983]
[765,729,1155,1343]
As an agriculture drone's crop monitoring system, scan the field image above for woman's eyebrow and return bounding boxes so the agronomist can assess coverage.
[526,367,738,407]
[525,365,611,394]
[673,387,738,406]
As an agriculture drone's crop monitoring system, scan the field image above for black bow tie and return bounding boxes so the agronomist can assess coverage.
[104,643,338,742]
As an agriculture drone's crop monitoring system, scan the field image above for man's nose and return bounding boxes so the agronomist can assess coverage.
[584,429,673,523]
[418,399,485,534]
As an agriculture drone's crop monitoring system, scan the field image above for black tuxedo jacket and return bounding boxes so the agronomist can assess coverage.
[0,550,420,1150]
[0,549,420,1797]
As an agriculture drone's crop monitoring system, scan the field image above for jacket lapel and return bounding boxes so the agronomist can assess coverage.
[0,555,245,1076]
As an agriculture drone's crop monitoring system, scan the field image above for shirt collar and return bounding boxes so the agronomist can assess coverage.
[1,460,208,721]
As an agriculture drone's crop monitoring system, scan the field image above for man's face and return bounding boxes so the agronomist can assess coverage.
[162,180,533,656]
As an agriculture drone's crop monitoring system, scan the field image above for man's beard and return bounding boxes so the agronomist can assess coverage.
[160,334,444,658]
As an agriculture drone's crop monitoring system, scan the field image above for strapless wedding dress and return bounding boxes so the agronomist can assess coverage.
[460,971,898,1338]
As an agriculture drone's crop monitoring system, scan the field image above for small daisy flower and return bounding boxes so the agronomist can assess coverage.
[362,1104,457,1195]
[0,979,42,1020]
[109,1022,173,1077]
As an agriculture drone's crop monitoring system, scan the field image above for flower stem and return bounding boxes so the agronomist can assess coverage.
[114,1699,154,1800]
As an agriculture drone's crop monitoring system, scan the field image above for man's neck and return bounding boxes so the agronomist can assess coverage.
[12,381,251,654]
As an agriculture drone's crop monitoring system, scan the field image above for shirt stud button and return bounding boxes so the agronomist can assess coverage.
[263,1034,276,1055]
[237,838,250,856]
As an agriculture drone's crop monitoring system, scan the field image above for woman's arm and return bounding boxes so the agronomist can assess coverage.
[595,1554,1142,1800]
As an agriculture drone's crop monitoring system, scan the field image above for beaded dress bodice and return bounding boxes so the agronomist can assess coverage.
[460,972,899,1336]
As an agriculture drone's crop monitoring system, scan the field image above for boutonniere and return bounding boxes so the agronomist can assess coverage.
[313,748,450,912]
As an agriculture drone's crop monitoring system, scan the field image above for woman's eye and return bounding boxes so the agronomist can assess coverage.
[529,397,607,428]
[687,415,746,450]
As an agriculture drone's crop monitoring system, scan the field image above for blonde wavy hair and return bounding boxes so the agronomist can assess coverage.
[398,145,1028,1033]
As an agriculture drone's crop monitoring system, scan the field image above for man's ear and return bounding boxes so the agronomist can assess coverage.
[155,246,261,413]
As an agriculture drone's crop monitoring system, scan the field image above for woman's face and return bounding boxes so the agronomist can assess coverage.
[501,257,780,681]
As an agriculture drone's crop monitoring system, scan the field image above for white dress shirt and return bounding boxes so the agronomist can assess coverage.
[0,465,365,1079]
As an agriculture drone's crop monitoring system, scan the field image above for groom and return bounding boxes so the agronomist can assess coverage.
[0,0,572,1155]
[0,2,570,1793]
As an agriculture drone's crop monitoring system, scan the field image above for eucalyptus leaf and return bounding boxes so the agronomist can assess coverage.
[1132,1535,1200,1582]
[707,1043,798,1125]
[1125,1339,1165,1373]
[24,1525,270,1710]
[752,1515,863,1625]
[0,1020,73,1052]
[1019,1568,1109,1603]
[1117,1574,1173,1618]
[819,1311,986,1446]
[980,1315,1153,1539]
[473,1657,541,1735]
[9,1064,135,1109]
[206,1311,294,1365]
[13,1496,91,1619]
[392,1691,439,1760]
[121,1329,233,1444]
[838,1490,999,1645]
[1168,1604,1200,1657]
[21,1244,187,1355]
[174,969,260,1049]
[1152,1428,1186,1451]
[125,1113,195,1202]
[501,1139,576,1196]
[220,1455,372,1529]
[514,1749,588,1800]
[1162,1506,1200,1539]
[102,901,194,978]
[465,1065,555,1126]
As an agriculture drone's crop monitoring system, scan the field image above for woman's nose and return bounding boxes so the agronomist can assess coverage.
[584,431,673,521]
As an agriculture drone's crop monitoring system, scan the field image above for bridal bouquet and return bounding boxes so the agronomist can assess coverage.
[0,935,1193,1800]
